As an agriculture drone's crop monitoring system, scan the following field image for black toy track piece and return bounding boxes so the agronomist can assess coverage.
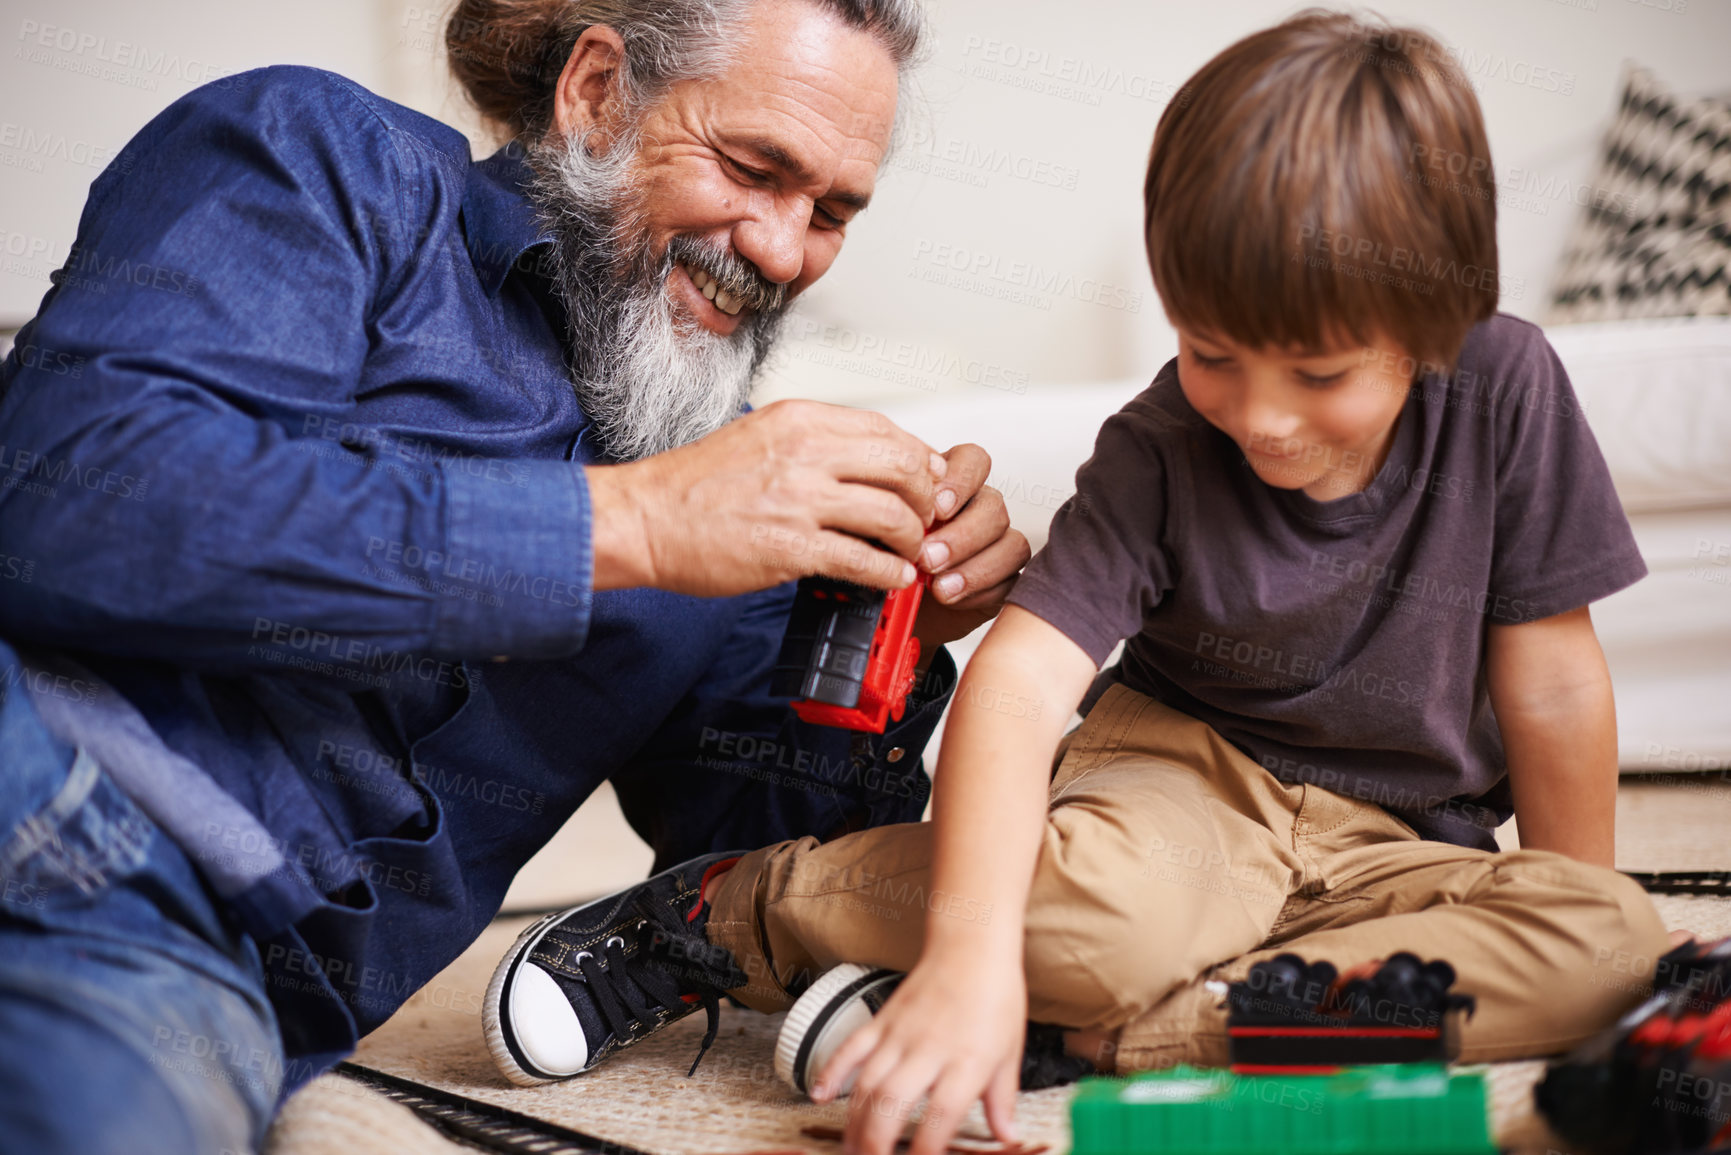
[336,1062,650,1154]
[1225,952,1475,1071]
[1628,871,1731,897]
[1537,936,1731,1155]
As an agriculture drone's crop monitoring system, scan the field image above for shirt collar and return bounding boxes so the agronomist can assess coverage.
[463,140,556,296]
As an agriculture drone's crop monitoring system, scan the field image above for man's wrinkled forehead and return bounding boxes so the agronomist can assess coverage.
[673,0,899,209]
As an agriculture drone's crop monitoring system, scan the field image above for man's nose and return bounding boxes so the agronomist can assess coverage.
[731,196,807,286]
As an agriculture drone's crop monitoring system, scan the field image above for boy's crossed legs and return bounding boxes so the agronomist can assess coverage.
[707,684,1671,1071]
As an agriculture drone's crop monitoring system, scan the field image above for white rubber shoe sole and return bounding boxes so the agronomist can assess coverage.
[483,910,584,1087]
[773,963,905,1098]
[482,849,748,1087]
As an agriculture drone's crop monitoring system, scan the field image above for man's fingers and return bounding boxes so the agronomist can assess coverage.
[920,487,1017,577]
[807,531,917,590]
[936,575,1017,616]
[823,482,930,560]
[932,443,991,520]
[818,403,941,470]
[818,408,943,526]
[929,529,1031,605]
[623,398,960,600]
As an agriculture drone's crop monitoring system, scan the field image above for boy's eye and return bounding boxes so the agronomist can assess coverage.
[1296,370,1349,387]
[1190,350,1232,368]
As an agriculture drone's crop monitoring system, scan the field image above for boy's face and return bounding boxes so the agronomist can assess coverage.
[1173,326,1414,501]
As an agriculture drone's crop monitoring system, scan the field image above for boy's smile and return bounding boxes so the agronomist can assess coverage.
[1173,327,1415,501]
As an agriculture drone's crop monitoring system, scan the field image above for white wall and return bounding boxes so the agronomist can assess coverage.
[0,0,398,323]
[4,0,1728,404]
[755,0,1731,406]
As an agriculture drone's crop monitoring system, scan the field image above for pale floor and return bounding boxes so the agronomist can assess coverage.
[259,773,1731,1154]
[499,781,654,912]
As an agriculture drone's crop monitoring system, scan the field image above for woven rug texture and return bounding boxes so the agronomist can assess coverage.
[262,780,1731,1155]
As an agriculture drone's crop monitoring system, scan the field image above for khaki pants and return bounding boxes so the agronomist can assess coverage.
[707,684,1670,1071]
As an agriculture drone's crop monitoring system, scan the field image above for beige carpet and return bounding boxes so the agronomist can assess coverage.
[264,779,1731,1155]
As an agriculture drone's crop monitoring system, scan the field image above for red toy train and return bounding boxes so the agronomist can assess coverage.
[771,574,928,733]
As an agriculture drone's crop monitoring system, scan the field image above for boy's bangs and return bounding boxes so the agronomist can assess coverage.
[1144,10,1500,368]
[1154,192,1381,359]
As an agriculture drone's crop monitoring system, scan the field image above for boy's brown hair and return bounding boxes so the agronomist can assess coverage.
[1145,10,1498,368]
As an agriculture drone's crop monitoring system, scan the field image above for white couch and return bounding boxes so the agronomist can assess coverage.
[7,321,1721,772]
[875,316,1731,774]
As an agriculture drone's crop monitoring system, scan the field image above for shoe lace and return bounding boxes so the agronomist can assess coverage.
[573,887,748,1077]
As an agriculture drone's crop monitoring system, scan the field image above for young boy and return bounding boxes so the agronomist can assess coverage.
[483,11,1670,1154]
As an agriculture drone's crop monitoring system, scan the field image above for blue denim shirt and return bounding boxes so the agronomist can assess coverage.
[0,66,950,1076]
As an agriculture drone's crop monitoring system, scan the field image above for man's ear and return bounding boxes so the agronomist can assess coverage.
[552,25,628,152]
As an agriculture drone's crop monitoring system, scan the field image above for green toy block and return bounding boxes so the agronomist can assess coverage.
[1069,1064,1495,1155]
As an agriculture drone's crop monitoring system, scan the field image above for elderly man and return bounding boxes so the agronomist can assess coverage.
[0,0,1026,1150]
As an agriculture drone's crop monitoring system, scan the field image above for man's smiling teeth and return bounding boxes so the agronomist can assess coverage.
[680,262,744,316]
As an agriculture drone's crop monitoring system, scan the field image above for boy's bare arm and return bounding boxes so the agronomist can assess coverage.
[924,606,1097,960]
[815,605,1097,1155]
[1486,606,1618,867]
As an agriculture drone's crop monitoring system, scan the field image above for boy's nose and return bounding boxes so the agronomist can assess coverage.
[1243,410,1303,455]
[1238,380,1302,446]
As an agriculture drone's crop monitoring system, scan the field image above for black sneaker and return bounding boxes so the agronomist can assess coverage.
[772,963,1098,1097]
[484,851,749,1086]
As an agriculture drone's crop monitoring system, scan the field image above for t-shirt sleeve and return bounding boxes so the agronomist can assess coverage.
[1485,327,1647,622]
[1006,395,1177,665]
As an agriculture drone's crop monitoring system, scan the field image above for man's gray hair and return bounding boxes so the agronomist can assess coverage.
[447,0,927,140]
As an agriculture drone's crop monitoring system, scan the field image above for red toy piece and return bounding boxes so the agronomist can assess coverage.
[772,573,928,733]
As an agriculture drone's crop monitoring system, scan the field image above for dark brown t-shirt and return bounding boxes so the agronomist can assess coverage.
[1006,314,1646,848]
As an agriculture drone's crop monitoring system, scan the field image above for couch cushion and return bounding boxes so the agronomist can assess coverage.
[1548,316,1731,512]
[1547,65,1731,324]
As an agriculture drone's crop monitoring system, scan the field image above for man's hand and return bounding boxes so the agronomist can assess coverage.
[912,443,1031,651]
[586,400,948,596]
[812,952,1026,1155]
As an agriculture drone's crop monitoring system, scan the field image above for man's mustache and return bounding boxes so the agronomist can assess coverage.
[665,235,787,316]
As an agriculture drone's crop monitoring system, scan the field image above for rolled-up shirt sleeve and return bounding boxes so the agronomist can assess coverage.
[0,70,592,671]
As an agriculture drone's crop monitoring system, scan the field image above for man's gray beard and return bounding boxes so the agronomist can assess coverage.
[525,126,787,463]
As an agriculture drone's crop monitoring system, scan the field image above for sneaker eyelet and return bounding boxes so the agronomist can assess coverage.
[573,950,593,967]
[605,935,625,951]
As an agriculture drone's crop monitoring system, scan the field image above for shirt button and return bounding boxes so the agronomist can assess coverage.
[885,747,906,763]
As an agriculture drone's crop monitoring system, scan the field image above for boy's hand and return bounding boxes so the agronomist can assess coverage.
[813,954,1026,1155]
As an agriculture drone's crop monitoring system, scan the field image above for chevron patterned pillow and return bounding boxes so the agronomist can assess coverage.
[1548,66,1731,324]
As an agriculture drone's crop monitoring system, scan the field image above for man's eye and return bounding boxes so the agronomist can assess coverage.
[725,157,769,184]
[814,206,846,229]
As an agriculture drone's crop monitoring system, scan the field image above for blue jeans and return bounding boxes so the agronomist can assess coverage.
[0,667,284,1154]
